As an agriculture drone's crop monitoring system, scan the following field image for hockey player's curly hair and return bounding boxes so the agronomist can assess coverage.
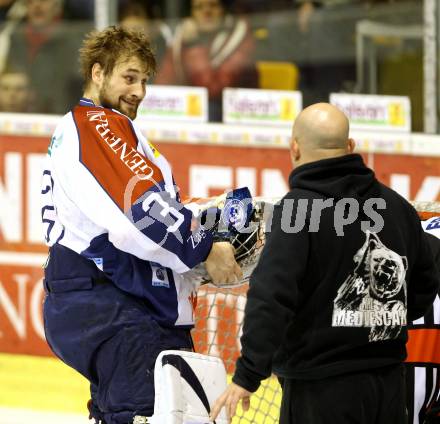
[79,26,156,88]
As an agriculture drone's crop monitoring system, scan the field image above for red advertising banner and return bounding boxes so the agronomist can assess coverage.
[0,134,439,358]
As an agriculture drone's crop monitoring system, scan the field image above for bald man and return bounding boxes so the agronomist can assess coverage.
[211,103,439,423]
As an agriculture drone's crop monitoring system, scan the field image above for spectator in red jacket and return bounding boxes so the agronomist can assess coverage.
[156,0,258,121]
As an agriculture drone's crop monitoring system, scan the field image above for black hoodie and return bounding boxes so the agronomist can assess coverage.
[233,154,439,392]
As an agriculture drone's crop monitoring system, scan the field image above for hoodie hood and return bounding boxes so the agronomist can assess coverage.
[288,154,377,200]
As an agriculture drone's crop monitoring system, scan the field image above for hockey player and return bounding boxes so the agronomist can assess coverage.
[40,26,241,424]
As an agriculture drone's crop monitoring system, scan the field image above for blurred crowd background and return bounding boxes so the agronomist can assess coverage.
[0,0,423,128]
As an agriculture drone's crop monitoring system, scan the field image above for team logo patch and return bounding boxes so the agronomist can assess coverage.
[152,265,170,288]
[221,198,247,231]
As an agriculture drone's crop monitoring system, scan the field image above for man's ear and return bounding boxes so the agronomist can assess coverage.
[347,138,355,153]
[91,63,104,86]
[290,137,301,163]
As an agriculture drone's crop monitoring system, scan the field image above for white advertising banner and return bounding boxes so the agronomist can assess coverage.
[330,93,411,133]
[137,85,208,122]
[222,88,302,127]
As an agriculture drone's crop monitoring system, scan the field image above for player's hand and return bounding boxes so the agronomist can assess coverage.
[210,382,252,422]
[205,242,242,286]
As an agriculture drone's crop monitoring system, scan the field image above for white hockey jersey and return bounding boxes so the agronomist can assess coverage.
[41,98,213,327]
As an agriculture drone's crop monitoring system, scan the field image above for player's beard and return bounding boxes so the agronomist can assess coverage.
[98,81,139,120]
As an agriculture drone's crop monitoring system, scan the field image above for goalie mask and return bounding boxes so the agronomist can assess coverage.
[188,187,266,287]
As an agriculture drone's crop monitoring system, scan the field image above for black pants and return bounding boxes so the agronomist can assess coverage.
[279,365,408,424]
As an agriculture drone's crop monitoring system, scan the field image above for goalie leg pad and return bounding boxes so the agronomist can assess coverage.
[150,350,229,424]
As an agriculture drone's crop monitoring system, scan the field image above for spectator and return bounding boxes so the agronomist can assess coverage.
[5,0,86,114]
[119,1,172,67]
[0,68,33,112]
[0,0,26,73]
[156,0,258,121]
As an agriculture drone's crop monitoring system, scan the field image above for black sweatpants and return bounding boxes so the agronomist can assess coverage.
[279,365,408,424]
